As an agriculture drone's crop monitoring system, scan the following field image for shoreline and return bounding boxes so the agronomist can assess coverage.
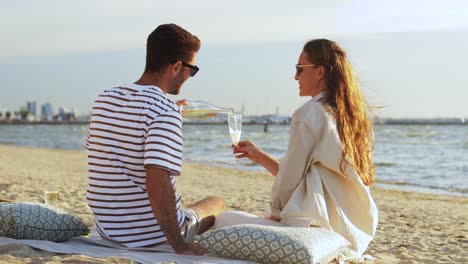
[1,120,467,126]
[0,142,465,198]
[190,159,468,198]
[0,144,467,263]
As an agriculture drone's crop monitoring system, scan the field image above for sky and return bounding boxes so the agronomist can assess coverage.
[1,0,468,118]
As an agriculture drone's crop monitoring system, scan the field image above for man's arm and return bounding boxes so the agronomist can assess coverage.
[145,166,204,255]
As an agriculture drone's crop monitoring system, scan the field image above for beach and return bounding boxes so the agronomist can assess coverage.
[0,144,466,263]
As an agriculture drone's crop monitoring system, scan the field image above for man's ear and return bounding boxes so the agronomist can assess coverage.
[169,61,181,77]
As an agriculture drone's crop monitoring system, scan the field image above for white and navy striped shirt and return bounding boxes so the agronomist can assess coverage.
[85,83,185,248]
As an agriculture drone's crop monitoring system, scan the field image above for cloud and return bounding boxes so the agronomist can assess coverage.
[1,0,467,61]
[341,0,468,32]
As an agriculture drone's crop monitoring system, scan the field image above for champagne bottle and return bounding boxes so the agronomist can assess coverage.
[181,100,234,118]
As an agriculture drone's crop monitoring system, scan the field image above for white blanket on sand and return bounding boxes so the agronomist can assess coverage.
[0,229,252,264]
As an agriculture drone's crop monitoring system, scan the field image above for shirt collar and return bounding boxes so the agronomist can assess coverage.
[311,91,327,102]
[122,83,164,93]
[122,83,178,109]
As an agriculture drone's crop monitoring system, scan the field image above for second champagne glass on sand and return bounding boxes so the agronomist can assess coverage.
[44,184,59,207]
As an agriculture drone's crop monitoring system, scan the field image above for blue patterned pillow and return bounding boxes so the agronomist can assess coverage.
[194,224,349,264]
[0,202,89,242]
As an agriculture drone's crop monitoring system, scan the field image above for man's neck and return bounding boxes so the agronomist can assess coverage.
[135,72,168,93]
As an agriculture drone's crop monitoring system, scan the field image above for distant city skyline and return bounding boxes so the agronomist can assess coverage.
[0,100,76,122]
[0,101,74,114]
[1,1,468,118]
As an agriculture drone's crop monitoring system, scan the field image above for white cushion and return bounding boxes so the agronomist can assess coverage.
[194,224,350,264]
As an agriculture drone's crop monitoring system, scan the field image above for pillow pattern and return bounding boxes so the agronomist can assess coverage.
[194,224,349,264]
[0,202,89,242]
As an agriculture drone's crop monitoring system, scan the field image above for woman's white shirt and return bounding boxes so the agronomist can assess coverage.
[270,92,378,259]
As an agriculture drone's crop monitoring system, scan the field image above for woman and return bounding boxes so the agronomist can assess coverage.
[216,39,378,259]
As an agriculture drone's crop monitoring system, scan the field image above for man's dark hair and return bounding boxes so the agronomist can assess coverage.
[145,24,201,73]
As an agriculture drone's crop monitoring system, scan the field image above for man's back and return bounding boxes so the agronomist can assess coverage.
[85,83,185,248]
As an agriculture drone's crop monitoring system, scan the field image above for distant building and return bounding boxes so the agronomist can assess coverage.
[41,103,54,121]
[58,106,66,116]
[26,101,37,120]
[55,106,76,122]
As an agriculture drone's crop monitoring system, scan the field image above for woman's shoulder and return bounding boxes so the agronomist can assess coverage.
[292,100,328,126]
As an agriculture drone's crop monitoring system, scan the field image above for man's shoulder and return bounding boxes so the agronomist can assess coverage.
[137,87,179,113]
[94,84,180,116]
[113,84,179,113]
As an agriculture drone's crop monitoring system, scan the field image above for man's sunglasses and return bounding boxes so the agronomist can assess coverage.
[173,61,199,77]
[295,64,319,75]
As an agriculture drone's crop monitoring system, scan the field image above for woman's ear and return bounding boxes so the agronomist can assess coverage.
[317,65,326,80]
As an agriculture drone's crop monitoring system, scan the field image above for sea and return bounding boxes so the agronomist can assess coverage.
[0,123,467,197]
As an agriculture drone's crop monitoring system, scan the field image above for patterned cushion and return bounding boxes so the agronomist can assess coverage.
[194,224,349,264]
[0,202,89,242]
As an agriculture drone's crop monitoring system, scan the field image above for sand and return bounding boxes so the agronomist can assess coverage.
[0,144,466,263]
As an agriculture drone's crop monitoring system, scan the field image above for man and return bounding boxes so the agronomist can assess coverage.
[85,24,225,255]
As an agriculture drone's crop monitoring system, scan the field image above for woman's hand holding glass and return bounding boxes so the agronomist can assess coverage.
[232,140,264,163]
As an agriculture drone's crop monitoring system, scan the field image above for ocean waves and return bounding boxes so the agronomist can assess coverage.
[0,123,467,197]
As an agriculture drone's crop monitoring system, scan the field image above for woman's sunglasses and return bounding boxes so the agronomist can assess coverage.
[295,64,319,76]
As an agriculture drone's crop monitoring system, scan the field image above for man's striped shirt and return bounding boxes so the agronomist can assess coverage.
[85,83,185,248]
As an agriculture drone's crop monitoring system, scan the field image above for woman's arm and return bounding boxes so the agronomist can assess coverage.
[233,141,279,176]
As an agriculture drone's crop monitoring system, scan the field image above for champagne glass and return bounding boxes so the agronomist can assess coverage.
[228,112,242,163]
[44,184,59,207]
